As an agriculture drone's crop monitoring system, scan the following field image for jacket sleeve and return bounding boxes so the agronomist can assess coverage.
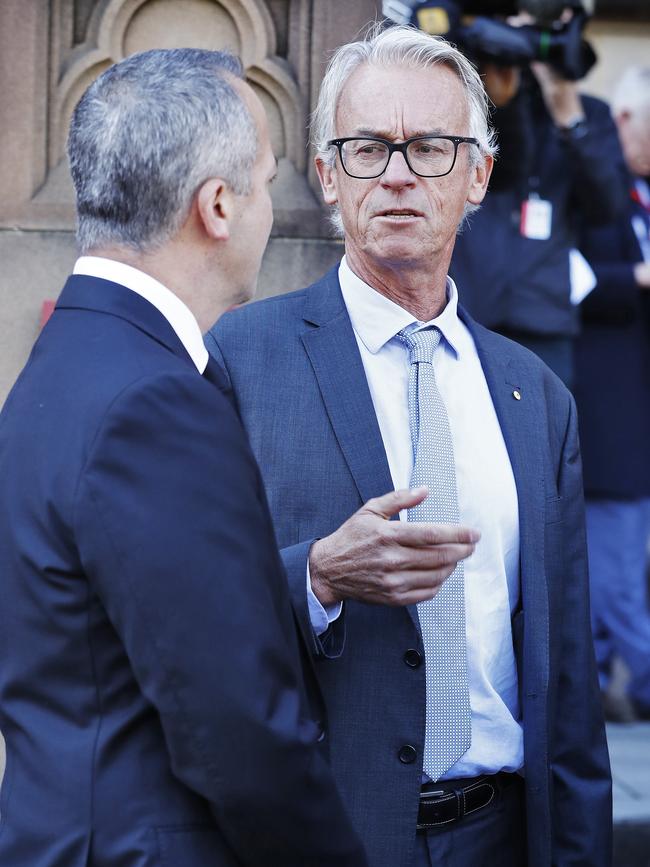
[579,217,642,324]
[73,371,367,867]
[549,392,613,866]
[565,96,627,226]
[281,541,347,659]
[580,262,639,323]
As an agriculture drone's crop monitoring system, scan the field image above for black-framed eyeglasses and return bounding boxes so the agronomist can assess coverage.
[326,135,479,179]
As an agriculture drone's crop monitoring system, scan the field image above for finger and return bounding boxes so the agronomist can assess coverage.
[394,586,447,606]
[360,487,428,520]
[389,522,480,547]
[389,543,477,572]
[379,568,454,606]
[399,567,460,590]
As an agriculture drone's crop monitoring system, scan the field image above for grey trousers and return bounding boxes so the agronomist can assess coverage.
[414,776,526,867]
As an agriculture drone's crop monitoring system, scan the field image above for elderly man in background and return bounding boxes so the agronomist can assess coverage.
[0,48,368,867]
[208,25,611,867]
[574,65,650,722]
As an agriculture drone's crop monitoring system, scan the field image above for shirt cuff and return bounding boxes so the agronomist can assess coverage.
[306,560,343,636]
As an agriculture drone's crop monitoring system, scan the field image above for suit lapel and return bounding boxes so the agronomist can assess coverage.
[300,270,421,631]
[300,270,394,506]
[463,311,550,736]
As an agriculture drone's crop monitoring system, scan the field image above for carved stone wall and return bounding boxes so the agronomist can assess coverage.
[0,0,378,235]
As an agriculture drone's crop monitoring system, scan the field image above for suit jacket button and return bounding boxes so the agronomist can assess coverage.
[398,745,417,764]
[404,649,422,668]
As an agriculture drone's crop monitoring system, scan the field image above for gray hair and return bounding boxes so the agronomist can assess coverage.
[311,24,496,234]
[612,66,650,119]
[67,48,257,254]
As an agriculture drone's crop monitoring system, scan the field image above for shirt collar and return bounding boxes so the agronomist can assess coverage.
[338,255,462,358]
[73,256,209,373]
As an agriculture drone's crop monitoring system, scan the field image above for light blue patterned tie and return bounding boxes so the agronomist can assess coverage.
[398,326,471,781]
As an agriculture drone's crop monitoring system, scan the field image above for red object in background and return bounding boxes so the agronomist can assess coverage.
[40,300,56,330]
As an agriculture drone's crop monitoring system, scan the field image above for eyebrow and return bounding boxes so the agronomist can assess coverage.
[351,128,448,139]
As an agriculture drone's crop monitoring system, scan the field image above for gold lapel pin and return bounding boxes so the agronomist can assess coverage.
[512,389,521,400]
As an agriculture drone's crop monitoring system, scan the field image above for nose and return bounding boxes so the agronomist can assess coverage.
[380,149,416,189]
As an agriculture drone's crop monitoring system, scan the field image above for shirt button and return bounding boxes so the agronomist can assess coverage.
[398,745,417,764]
[404,649,422,668]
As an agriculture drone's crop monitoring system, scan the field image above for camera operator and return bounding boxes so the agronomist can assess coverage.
[447,1,627,388]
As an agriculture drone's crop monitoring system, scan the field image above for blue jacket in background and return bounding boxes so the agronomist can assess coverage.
[574,185,650,499]
[451,86,626,338]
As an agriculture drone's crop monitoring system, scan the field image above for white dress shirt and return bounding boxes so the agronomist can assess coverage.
[337,256,524,778]
[73,256,208,374]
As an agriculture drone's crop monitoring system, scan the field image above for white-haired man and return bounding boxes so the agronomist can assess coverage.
[0,48,368,867]
[207,25,611,867]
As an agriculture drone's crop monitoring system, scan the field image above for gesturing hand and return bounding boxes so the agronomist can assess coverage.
[309,488,480,608]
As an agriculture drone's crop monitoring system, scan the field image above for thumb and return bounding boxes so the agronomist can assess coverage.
[360,487,428,520]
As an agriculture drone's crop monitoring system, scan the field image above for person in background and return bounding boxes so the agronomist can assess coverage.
[450,2,627,389]
[574,65,650,722]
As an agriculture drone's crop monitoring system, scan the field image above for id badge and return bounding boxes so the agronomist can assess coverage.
[520,195,552,240]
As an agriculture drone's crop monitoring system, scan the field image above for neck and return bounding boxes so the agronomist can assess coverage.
[86,243,229,333]
[345,247,451,322]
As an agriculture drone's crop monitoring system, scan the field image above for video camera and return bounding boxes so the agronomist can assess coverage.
[383,0,597,80]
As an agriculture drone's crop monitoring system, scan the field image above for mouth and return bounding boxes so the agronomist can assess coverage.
[374,208,424,220]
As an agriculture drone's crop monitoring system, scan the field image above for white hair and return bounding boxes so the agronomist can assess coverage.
[311,24,496,234]
[612,66,650,119]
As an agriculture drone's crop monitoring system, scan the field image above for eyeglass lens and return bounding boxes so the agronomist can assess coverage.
[340,138,457,178]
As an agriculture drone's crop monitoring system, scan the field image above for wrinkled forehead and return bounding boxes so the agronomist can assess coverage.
[334,62,470,138]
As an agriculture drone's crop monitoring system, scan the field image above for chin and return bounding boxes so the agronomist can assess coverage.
[373,239,425,264]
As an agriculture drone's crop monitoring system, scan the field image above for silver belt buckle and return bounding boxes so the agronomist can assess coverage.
[419,788,445,800]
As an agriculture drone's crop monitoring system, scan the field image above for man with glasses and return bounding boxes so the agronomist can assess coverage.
[207,25,610,867]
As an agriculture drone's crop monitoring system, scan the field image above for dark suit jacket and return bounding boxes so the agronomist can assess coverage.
[0,275,367,867]
[574,192,650,499]
[450,91,626,338]
[206,267,612,867]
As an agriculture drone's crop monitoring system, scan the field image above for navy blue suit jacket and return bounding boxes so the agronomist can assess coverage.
[0,275,367,867]
[574,192,650,499]
[207,268,612,867]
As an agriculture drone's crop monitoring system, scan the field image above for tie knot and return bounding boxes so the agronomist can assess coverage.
[397,327,442,365]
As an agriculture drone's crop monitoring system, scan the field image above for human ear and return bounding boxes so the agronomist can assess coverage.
[467,154,493,206]
[196,177,232,242]
[315,156,339,206]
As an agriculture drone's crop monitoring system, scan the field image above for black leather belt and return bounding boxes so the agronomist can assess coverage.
[417,772,516,831]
